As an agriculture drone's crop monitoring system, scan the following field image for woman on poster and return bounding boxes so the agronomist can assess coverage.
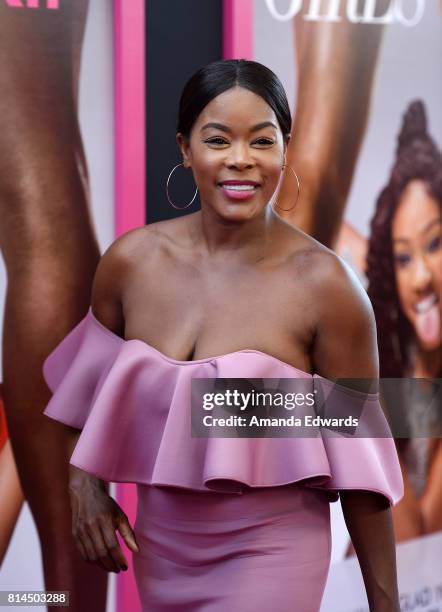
[366,100,442,541]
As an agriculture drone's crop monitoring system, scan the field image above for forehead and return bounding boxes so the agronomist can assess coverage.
[392,180,441,237]
[194,86,277,128]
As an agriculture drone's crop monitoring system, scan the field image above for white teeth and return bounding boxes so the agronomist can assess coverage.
[222,184,257,191]
[415,294,438,313]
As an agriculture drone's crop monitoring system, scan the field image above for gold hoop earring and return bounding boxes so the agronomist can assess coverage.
[272,164,300,212]
[166,163,199,210]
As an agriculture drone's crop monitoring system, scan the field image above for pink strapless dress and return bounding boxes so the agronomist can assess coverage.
[43,309,403,612]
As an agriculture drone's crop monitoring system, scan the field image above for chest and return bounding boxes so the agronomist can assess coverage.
[123,255,317,366]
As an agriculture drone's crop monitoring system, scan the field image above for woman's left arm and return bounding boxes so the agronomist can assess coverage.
[340,491,399,611]
[311,252,401,611]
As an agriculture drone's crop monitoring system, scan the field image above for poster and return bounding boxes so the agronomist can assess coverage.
[1,1,440,611]
[252,0,442,607]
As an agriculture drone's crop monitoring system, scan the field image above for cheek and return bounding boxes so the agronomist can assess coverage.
[394,268,413,311]
[268,159,283,175]
[432,257,442,291]
[261,157,284,187]
[191,153,220,183]
[432,247,442,263]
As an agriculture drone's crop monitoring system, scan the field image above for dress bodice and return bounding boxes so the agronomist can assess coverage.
[43,308,404,504]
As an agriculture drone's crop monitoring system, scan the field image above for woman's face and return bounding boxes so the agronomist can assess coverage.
[176,86,288,222]
[391,179,442,349]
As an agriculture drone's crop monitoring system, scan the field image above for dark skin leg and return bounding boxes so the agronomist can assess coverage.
[0,2,106,609]
[277,1,391,248]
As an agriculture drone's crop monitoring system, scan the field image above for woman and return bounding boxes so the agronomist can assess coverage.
[43,60,403,611]
[366,99,442,541]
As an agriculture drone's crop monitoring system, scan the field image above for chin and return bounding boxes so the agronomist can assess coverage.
[218,200,264,220]
[411,318,442,352]
[223,209,258,223]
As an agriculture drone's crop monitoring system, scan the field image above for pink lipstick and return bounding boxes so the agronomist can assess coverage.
[218,180,260,202]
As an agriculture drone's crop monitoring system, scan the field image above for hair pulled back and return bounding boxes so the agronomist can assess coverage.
[177,59,292,141]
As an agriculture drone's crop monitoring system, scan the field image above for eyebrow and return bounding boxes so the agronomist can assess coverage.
[392,217,442,243]
[200,121,278,134]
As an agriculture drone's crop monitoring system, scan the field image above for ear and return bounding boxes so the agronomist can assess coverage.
[176,133,191,168]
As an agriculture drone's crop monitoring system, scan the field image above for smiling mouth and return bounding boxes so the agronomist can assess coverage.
[218,179,260,188]
[220,184,259,192]
[414,293,439,313]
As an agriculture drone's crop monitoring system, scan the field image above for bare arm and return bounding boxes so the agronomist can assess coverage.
[68,239,138,573]
[312,253,400,611]
[346,456,423,556]
[340,491,399,611]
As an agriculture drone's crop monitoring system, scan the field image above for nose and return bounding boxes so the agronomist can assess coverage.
[225,141,254,170]
[412,256,433,293]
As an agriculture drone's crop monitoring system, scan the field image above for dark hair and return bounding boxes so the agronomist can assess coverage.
[177,59,292,141]
[366,100,442,378]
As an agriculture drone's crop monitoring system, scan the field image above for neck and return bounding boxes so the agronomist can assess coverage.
[190,203,278,259]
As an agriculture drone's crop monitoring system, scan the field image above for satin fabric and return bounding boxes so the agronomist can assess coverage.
[42,308,404,611]
[133,484,331,612]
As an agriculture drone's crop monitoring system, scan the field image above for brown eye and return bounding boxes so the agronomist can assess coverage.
[253,138,274,145]
[427,235,441,253]
[394,253,411,267]
[205,137,228,145]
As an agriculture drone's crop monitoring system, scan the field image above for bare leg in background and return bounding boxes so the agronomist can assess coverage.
[278,1,391,249]
[0,2,106,609]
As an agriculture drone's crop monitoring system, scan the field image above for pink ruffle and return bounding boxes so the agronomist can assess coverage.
[43,310,404,505]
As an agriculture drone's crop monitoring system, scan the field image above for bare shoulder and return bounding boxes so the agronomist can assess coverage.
[314,252,378,380]
[283,228,378,380]
[280,224,340,288]
[90,223,166,329]
[282,222,372,319]
[312,248,375,332]
[94,226,155,284]
[91,217,191,331]
[97,215,190,273]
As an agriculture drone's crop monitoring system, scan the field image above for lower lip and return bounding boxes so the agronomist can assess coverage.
[219,185,258,201]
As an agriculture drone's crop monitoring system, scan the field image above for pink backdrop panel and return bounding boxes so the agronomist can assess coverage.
[114,0,146,238]
[114,0,145,611]
[223,0,254,59]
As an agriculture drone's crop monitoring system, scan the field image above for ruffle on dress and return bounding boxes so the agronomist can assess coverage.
[43,309,404,505]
